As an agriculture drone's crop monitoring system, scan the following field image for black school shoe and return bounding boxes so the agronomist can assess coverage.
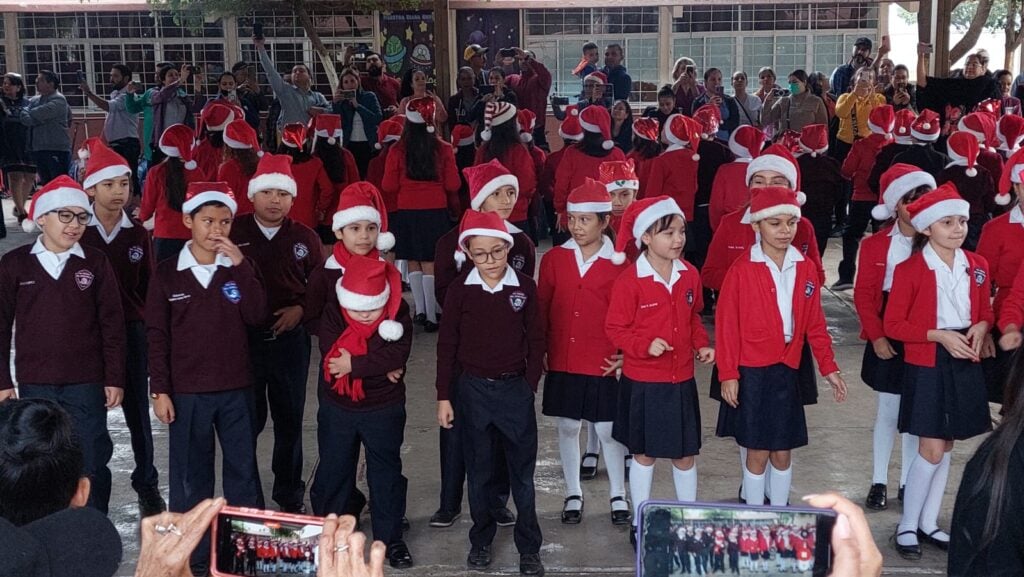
[892,531,922,560]
[387,541,413,569]
[423,320,439,333]
[520,553,544,576]
[580,453,600,480]
[917,529,950,551]
[467,545,492,569]
[560,496,583,524]
[493,506,516,527]
[865,483,888,510]
[138,487,167,518]
[610,496,631,526]
[429,509,461,527]
[414,313,426,326]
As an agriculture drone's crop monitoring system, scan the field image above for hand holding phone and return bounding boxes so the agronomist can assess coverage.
[211,507,325,576]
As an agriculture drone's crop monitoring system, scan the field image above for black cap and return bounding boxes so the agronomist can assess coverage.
[855,37,872,49]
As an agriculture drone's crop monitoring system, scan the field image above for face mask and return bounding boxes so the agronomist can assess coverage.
[788,82,801,95]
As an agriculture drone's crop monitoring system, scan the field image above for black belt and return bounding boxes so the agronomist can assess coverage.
[485,370,525,382]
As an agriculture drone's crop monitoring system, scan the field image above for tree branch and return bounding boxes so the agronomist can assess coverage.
[950,0,995,64]
[292,0,339,92]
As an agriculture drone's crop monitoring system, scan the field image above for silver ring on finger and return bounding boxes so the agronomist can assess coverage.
[335,544,350,553]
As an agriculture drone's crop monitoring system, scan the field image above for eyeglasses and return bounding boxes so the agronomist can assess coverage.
[468,245,508,264]
[50,210,90,225]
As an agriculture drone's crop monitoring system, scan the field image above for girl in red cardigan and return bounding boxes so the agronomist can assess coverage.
[884,183,994,559]
[139,124,205,262]
[644,114,701,223]
[276,123,334,231]
[219,118,262,217]
[854,164,935,512]
[476,102,537,231]
[605,196,714,546]
[715,187,846,509]
[554,106,626,236]
[539,178,629,526]
[311,113,360,246]
[625,117,661,201]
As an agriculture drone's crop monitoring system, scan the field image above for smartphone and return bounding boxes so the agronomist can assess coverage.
[340,89,356,100]
[685,65,696,76]
[211,507,325,577]
[76,69,86,83]
[716,86,725,97]
[637,501,835,577]
[499,48,517,58]
[551,95,570,106]
[478,85,496,96]
[252,21,264,40]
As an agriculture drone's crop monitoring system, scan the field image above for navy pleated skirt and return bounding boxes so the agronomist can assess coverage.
[391,208,452,262]
[860,339,906,394]
[541,371,619,422]
[612,376,702,459]
[715,363,808,451]
[709,342,818,406]
[899,345,992,441]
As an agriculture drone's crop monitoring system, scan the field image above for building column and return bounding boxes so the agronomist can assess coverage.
[658,5,672,87]
[3,13,19,73]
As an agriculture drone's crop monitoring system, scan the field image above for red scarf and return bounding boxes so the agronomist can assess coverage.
[323,310,384,402]
[331,241,380,270]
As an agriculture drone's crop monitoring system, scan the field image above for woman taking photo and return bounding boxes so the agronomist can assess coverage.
[834,67,886,162]
[0,73,33,226]
[332,67,382,179]
[762,70,828,137]
[671,57,705,116]
[399,69,448,129]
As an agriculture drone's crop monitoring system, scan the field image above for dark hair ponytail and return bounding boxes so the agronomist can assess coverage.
[314,141,347,184]
[164,156,187,213]
[403,122,438,181]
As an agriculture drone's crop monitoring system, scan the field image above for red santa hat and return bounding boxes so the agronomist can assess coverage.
[311,113,343,152]
[910,109,941,142]
[182,181,237,216]
[559,110,584,142]
[748,186,802,222]
[223,119,263,157]
[872,163,937,220]
[996,146,1024,205]
[481,101,517,142]
[451,123,475,147]
[977,98,1002,117]
[583,70,607,86]
[746,144,801,196]
[578,105,614,150]
[997,113,1024,153]
[375,118,403,150]
[693,105,721,139]
[198,100,236,135]
[332,181,395,251]
[80,139,130,190]
[728,125,765,161]
[893,109,917,144]
[632,117,660,142]
[463,158,519,211]
[335,255,404,341]
[454,209,515,266]
[906,182,969,232]
[405,96,437,133]
[517,108,537,143]
[797,124,828,157]
[247,153,297,199]
[867,104,896,136]
[662,114,701,161]
[946,131,980,177]
[281,123,307,149]
[598,159,639,193]
[23,175,90,233]
[958,112,996,146]
[567,177,613,214]
[159,124,198,170]
[611,195,684,264]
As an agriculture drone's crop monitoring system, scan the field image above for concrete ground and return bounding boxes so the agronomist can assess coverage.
[0,198,987,576]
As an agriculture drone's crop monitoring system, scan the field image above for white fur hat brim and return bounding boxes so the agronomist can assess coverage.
[911,198,970,232]
[83,164,131,190]
[182,191,238,215]
[875,171,936,221]
[748,204,802,223]
[248,173,298,200]
[470,174,519,211]
[332,205,382,232]
[336,283,390,311]
[632,197,684,249]
[746,156,797,189]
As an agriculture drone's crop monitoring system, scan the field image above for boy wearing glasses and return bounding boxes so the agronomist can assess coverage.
[436,209,545,577]
[0,175,127,515]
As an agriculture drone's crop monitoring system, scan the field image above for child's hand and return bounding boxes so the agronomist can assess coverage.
[153,394,175,424]
[871,337,896,360]
[999,330,1023,351]
[696,347,715,364]
[930,329,978,361]
[271,305,303,335]
[104,386,123,409]
[386,368,404,383]
[212,235,245,266]
[601,353,623,376]
[721,379,739,408]
[982,333,997,359]
[648,338,673,357]
[826,372,847,403]
[437,400,455,429]
[966,322,990,359]
[328,349,352,378]
[0,389,17,402]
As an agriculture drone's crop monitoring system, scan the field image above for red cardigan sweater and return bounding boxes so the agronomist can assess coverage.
[708,160,750,231]
[194,139,225,185]
[976,209,1024,317]
[841,133,890,202]
[289,156,334,229]
[474,143,538,223]
[883,250,994,367]
[554,145,626,226]
[382,140,461,212]
[139,160,209,240]
[645,147,700,221]
[218,158,255,217]
[852,225,900,341]
[625,150,657,200]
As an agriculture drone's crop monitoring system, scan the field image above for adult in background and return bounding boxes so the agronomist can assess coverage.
[885,65,917,112]
[916,45,999,125]
[465,44,489,87]
[0,73,34,225]
[506,48,552,150]
[399,69,448,128]
[447,67,481,132]
[601,43,632,101]
[81,64,141,196]
[255,35,329,133]
[732,71,762,127]
[17,70,70,183]
[671,57,705,116]
[221,65,264,130]
[829,37,877,98]
[996,69,1022,116]
[610,99,634,153]
[761,70,828,137]
[833,67,886,233]
[332,67,382,178]
[808,72,836,121]
[691,68,739,139]
[343,47,401,117]
[754,67,781,138]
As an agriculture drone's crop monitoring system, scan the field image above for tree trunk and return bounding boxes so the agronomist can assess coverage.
[294,0,339,92]
[950,0,995,64]
[1005,0,1024,69]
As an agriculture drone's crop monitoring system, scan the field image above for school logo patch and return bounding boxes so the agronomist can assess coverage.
[804,281,816,298]
[127,245,144,264]
[508,290,528,312]
[293,242,309,260]
[511,253,526,271]
[686,288,694,306]
[74,269,94,291]
[973,267,986,286]
[801,242,809,254]
[221,281,242,304]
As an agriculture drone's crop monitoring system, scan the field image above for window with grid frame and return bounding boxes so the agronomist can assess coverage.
[21,44,88,108]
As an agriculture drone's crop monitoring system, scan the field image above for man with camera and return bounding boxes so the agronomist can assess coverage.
[884,64,916,112]
[505,47,552,148]
[80,64,142,195]
[829,37,887,99]
[343,45,401,117]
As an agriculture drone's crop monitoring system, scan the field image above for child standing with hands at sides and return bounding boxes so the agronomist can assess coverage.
[139,124,206,262]
[855,164,935,512]
[605,196,714,547]
[78,138,165,517]
[436,210,545,577]
[313,255,414,569]
[715,186,847,509]
[885,183,994,560]
[146,182,266,575]
[0,176,126,514]
[539,178,630,526]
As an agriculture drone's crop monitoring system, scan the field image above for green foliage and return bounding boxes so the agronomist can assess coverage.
[899,0,1012,33]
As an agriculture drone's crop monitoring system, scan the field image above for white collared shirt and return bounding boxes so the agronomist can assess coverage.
[1010,205,1024,227]
[635,252,686,292]
[562,236,615,277]
[750,243,804,343]
[463,265,519,294]
[256,220,281,240]
[30,238,85,280]
[883,226,914,291]
[922,243,972,330]
[88,210,134,244]
[176,241,234,289]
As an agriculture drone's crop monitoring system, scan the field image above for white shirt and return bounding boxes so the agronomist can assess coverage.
[922,243,972,330]
[562,236,615,277]
[87,211,134,244]
[176,241,233,289]
[883,226,914,291]
[635,252,686,292]
[1010,205,1024,227]
[351,113,368,142]
[464,265,519,294]
[30,238,84,280]
[750,243,804,343]
[256,220,280,240]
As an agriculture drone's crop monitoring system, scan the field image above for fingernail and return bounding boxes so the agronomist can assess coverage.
[800,494,817,501]
[835,513,852,538]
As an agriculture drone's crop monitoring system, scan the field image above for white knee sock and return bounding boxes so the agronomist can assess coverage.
[739,447,748,501]
[595,422,627,500]
[872,392,901,485]
[918,452,952,539]
[408,271,425,316]
[897,454,940,545]
[422,274,438,322]
[743,466,766,506]
[768,462,792,506]
[672,464,698,502]
[556,417,583,499]
[585,420,601,455]
[629,460,655,522]
[900,433,918,488]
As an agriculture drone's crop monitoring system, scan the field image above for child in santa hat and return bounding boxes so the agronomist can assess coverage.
[625,117,662,201]
[435,210,545,577]
[314,254,415,569]
[476,102,538,233]
[715,186,847,510]
[937,131,997,250]
[219,118,263,217]
[794,123,844,257]
[194,100,237,181]
[367,116,404,196]
[691,105,735,268]
[709,125,766,230]
[957,111,1004,183]
[538,178,630,527]
[518,108,548,242]
[228,152,322,515]
[78,138,165,517]
[539,112,585,243]
[598,158,640,237]
[891,109,950,176]
[605,196,714,547]
[867,108,918,197]
[645,114,700,233]
[885,183,993,560]
[854,163,935,512]
[275,122,335,231]
[310,113,361,244]
[146,181,266,572]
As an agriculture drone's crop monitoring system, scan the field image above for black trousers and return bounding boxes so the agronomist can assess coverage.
[837,200,876,282]
[33,150,69,183]
[459,373,542,553]
[830,139,854,228]
[249,326,310,508]
[108,137,142,197]
[691,205,713,270]
[20,383,113,513]
[347,141,374,180]
[124,321,159,493]
[808,214,832,261]
[310,398,408,545]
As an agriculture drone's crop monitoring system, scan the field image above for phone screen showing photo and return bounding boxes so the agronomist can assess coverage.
[214,511,324,576]
[637,502,835,577]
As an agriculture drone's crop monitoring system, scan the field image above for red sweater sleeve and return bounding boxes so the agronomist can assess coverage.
[139,163,162,222]
[799,219,826,284]
[804,266,840,376]
[714,265,743,381]
[314,163,335,218]
[645,156,666,199]
[536,253,555,335]
[853,237,887,342]
[538,154,557,203]
[884,261,931,344]
[381,146,402,197]
[688,272,711,351]
[840,142,861,181]
[553,148,575,214]
[999,263,1024,331]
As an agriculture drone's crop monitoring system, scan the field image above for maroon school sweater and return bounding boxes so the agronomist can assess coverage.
[433,226,536,306]
[80,216,153,323]
[322,301,413,411]
[145,255,267,395]
[230,214,323,330]
[435,268,545,400]
[304,264,344,357]
[0,244,126,390]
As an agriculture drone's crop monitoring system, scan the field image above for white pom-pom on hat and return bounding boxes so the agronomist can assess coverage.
[871,203,892,221]
[602,139,613,150]
[378,319,404,341]
[377,231,396,252]
[692,153,700,161]
[611,251,626,265]
[996,192,1012,206]
[185,160,198,170]
[966,167,978,177]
